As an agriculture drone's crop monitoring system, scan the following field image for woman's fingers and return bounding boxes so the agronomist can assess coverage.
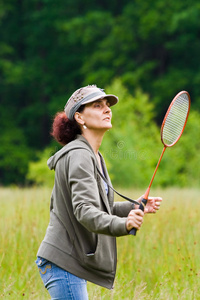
[126,209,144,231]
[145,197,162,213]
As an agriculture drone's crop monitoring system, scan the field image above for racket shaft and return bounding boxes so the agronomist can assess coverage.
[129,147,166,236]
[148,146,166,189]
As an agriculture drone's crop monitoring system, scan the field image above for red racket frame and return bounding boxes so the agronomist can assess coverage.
[130,91,191,235]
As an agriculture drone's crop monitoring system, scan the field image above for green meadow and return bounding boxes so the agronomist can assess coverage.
[1,187,200,299]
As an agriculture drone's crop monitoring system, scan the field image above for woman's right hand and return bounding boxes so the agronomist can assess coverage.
[126,209,144,232]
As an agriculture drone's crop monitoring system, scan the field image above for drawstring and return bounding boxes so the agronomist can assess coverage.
[97,168,139,205]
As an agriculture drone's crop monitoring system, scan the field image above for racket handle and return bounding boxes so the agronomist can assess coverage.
[129,198,147,236]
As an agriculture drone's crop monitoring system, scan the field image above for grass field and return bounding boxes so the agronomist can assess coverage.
[0,187,200,299]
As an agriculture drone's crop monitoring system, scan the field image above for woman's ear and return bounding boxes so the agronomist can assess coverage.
[74,112,84,126]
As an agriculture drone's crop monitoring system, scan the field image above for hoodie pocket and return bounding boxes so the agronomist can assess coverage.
[83,235,116,273]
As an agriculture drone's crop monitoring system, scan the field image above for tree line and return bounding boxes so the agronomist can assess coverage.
[0,0,199,186]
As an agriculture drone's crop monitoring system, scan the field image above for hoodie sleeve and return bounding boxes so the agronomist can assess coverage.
[67,149,128,237]
[113,201,133,217]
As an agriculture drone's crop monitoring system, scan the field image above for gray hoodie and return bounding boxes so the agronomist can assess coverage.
[37,135,133,289]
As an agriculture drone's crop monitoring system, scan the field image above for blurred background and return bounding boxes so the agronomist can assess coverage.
[0,0,199,188]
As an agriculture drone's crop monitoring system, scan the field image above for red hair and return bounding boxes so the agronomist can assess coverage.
[51,112,81,145]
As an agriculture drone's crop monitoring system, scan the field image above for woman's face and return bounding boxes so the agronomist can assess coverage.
[79,98,112,132]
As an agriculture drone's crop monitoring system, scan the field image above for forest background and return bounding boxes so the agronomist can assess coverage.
[0,0,200,188]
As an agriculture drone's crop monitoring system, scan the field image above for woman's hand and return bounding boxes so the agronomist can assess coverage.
[145,196,162,213]
[126,209,144,232]
[135,195,162,214]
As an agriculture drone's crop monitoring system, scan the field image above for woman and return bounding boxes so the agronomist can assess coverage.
[36,85,162,300]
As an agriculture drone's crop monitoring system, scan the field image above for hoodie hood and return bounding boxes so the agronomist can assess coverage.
[47,135,94,170]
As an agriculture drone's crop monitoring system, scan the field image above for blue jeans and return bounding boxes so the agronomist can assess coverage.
[36,257,89,300]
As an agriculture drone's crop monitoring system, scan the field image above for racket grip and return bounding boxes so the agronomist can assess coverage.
[129,198,147,236]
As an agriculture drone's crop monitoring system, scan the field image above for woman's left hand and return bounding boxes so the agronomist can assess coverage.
[136,196,162,214]
[145,197,162,213]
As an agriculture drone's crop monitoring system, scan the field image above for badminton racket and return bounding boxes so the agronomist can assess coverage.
[130,91,191,235]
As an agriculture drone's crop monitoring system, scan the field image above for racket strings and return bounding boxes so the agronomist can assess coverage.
[162,94,189,146]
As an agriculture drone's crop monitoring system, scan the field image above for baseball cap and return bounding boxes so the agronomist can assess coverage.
[64,85,118,120]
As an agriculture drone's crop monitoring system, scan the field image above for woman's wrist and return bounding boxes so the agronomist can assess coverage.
[132,204,139,210]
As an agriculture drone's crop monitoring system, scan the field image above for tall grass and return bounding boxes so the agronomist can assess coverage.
[0,187,200,299]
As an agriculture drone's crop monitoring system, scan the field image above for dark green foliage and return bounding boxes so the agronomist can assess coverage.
[28,80,200,188]
[0,0,199,185]
[0,128,30,185]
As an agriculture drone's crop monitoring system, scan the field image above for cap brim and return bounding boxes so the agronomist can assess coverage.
[83,94,118,107]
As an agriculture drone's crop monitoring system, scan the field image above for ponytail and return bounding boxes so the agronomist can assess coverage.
[51,112,81,145]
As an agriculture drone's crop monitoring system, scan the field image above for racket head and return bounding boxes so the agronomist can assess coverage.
[161,91,191,147]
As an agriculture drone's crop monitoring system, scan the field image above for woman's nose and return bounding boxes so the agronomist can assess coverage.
[104,104,111,113]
